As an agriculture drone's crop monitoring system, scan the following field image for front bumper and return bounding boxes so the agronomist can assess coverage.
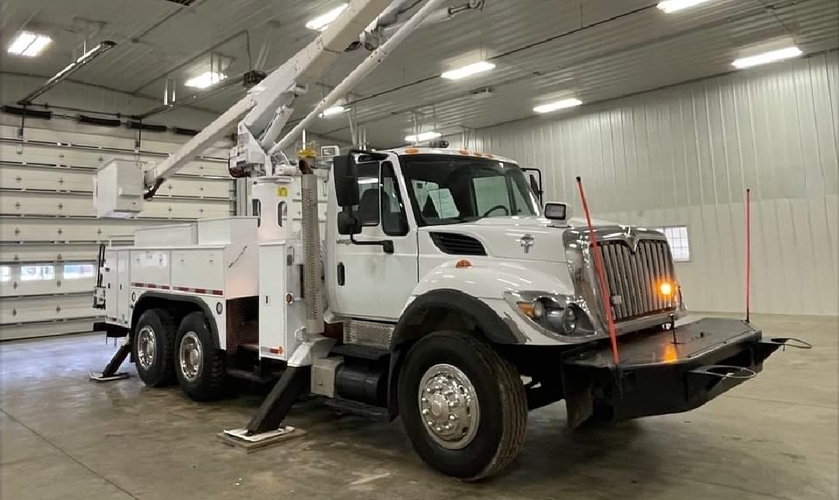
[560,317,794,428]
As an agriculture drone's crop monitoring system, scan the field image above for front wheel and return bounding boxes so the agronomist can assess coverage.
[397,331,527,481]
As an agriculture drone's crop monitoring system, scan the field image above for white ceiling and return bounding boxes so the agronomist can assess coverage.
[1,0,837,148]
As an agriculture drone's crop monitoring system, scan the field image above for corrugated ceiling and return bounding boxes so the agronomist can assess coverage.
[0,0,836,147]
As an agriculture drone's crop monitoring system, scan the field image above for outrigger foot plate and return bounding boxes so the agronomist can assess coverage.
[218,426,306,453]
[89,371,130,382]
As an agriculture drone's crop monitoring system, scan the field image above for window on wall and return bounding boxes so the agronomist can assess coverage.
[20,265,55,281]
[655,226,690,262]
[1,266,10,282]
[64,263,95,279]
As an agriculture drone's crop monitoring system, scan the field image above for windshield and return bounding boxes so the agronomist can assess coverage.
[399,154,540,227]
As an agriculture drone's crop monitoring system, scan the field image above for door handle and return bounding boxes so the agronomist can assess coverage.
[337,263,346,286]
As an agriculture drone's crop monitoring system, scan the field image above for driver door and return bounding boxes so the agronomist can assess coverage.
[331,160,418,321]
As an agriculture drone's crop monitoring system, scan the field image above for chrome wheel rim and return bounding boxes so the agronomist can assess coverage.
[418,363,480,450]
[136,326,156,370]
[179,332,202,382]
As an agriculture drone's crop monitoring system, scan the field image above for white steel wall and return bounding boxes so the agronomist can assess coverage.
[0,118,235,340]
[453,51,839,316]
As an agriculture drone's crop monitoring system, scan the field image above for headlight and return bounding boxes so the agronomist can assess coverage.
[514,295,578,336]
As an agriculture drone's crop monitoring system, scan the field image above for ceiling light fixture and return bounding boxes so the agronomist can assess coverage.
[405,131,442,142]
[533,98,583,114]
[441,61,495,80]
[732,46,803,69]
[8,31,52,57]
[319,105,346,117]
[306,3,348,31]
[185,71,226,89]
[657,0,712,14]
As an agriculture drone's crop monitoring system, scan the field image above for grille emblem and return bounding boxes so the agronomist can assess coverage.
[623,226,639,253]
[519,234,535,254]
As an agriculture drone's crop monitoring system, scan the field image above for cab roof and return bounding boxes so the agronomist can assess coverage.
[385,147,518,165]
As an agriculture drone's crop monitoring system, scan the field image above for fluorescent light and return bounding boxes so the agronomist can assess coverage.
[185,71,226,89]
[358,178,379,185]
[8,32,52,57]
[405,131,442,142]
[657,0,712,14]
[441,61,495,80]
[319,105,346,117]
[533,98,583,114]
[306,3,348,31]
[732,46,803,69]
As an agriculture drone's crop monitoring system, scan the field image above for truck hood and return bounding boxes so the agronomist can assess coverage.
[426,216,612,263]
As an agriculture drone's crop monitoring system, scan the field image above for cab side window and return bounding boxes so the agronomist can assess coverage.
[381,161,408,236]
[355,162,380,226]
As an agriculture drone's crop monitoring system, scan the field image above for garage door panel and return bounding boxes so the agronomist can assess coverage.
[0,318,95,340]
[156,177,232,198]
[2,125,229,158]
[0,295,96,324]
[0,218,179,243]
[1,192,231,219]
[0,164,232,200]
[1,277,94,297]
[0,244,104,263]
[0,143,230,178]
[0,164,94,191]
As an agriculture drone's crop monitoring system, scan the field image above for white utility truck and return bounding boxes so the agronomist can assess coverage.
[90,0,801,480]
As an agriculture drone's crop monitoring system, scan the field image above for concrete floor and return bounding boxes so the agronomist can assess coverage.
[1,313,836,500]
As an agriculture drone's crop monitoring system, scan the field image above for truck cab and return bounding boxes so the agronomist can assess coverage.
[323,147,684,346]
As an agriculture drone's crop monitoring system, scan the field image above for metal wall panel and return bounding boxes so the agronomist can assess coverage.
[0,122,236,340]
[452,52,839,316]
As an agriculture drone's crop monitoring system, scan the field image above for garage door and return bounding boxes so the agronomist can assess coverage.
[0,123,235,341]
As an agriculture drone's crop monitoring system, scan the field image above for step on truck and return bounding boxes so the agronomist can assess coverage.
[90,0,806,481]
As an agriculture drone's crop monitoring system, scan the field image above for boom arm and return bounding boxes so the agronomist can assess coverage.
[143,0,395,197]
[96,0,470,218]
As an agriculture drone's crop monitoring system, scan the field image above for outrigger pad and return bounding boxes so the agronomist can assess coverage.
[217,426,306,453]
[88,371,130,382]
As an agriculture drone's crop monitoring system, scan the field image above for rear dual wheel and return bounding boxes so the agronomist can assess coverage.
[133,309,177,387]
[398,331,528,481]
[174,312,227,402]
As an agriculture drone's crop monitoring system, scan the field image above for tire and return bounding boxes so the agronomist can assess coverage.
[398,331,527,481]
[174,311,226,402]
[132,308,177,387]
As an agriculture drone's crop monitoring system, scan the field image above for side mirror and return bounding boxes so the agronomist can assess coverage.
[544,202,571,223]
[337,210,362,235]
[333,154,359,207]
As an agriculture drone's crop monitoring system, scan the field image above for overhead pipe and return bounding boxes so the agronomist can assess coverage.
[17,41,116,105]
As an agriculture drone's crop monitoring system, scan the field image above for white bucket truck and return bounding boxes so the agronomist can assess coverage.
[91,0,800,480]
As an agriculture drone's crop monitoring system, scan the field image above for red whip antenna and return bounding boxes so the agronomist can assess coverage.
[575,176,620,365]
[745,188,752,323]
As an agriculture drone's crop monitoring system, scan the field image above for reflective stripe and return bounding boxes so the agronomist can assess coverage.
[132,283,224,296]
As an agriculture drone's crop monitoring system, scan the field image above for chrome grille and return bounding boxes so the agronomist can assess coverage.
[596,239,676,321]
